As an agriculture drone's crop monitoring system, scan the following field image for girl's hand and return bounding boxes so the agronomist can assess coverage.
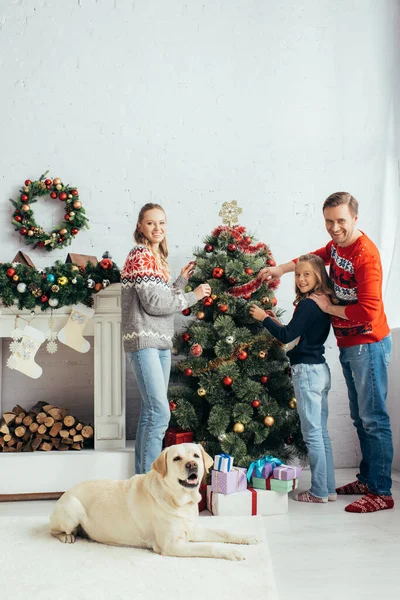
[193,283,211,300]
[309,293,332,313]
[264,309,281,324]
[180,261,195,279]
[249,304,268,322]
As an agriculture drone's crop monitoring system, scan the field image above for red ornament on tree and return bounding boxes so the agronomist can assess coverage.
[238,350,248,361]
[182,308,191,316]
[260,375,268,384]
[183,368,193,376]
[203,297,214,307]
[271,297,277,307]
[227,243,237,252]
[286,435,294,445]
[251,399,260,408]
[245,268,253,275]
[228,277,236,285]
[243,292,251,300]
[218,304,229,313]
[190,343,203,357]
[169,401,177,411]
[222,376,233,387]
[212,267,224,279]
[268,259,276,266]
[204,244,213,252]
[181,332,190,342]
[243,236,252,245]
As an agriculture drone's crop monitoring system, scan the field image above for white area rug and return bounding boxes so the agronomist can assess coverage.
[0,516,278,600]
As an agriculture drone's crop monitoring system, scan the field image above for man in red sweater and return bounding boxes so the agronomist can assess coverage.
[259,192,393,513]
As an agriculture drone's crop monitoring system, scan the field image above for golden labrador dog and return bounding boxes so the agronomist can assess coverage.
[49,443,260,560]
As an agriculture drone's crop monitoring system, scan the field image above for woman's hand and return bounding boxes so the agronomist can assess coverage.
[180,261,195,279]
[193,283,211,300]
[249,304,268,322]
[309,293,332,313]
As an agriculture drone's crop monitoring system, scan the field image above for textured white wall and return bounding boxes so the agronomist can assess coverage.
[0,0,399,465]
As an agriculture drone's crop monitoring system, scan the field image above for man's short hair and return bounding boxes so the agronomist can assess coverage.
[323,192,358,217]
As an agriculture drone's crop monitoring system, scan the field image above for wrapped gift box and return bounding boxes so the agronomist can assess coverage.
[211,467,247,495]
[252,477,298,493]
[273,465,302,480]
[164,428,194,447]
[207,485,288,516]
[214,454,234,472]
[198,483,207,512]
[246,455,282,482]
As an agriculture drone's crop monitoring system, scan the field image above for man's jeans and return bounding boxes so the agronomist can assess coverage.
[339,334,393,496]
[127,348,171,475]
[291,362,336,498]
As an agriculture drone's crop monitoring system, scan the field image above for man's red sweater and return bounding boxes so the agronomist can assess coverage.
[309,233,389,348]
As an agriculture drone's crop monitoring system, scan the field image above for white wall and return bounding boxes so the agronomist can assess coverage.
[0,0,399,466]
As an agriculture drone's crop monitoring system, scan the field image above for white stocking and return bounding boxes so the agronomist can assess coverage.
[58,303,94,353]
[7,325,45,379]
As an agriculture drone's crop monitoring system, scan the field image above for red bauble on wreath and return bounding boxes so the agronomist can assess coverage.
[10,171,89,251]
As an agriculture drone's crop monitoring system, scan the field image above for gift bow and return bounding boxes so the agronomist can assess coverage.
[247,455,283,482]
[217,453,232,471]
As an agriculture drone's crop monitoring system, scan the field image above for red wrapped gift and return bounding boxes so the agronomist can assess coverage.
[198,483,207,512]
[164,427,194,447]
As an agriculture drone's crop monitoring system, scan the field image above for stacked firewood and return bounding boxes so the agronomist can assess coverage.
[0,401,94,452]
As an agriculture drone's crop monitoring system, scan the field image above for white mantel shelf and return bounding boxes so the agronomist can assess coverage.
[0,283,134,498]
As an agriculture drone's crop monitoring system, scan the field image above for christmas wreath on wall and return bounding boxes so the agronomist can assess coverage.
[10,171,89,251]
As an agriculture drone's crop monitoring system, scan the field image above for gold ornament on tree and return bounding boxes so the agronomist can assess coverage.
[288,398,297,409]
[233,422,245,433]
[196,311,205,320]
[259,350,267,359]
[197,388,206,397]
[263,415,275,427]
[219,200,243,227]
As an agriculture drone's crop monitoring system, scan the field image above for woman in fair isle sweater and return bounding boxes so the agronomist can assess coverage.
[121,203,211,474]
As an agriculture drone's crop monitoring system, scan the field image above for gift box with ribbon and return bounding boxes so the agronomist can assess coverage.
[252,476,298,493]
[206,485,288,516]
[273,464,302,481]
[164,427,194,447]
[246,454,282,482]
[214,453,234,473]
[211,466,247,495]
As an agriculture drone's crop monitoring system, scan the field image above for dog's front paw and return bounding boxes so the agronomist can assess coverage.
[233,534,261,545]
[58,533,76,544]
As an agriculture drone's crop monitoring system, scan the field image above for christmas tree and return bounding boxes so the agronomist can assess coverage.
[169,202,306,467]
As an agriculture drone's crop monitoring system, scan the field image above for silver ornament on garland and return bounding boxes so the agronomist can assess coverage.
[226,336,234,344]
[17,282,27,293]
[87,279,95,288]
[218,433,227,442]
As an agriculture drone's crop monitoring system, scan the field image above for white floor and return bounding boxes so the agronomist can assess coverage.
[1,468,399,600]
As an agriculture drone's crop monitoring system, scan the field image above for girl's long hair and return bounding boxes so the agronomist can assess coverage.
[134,203,170,278]
[293,254,338,306]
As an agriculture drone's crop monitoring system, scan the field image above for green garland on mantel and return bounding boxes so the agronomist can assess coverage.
[0,252,120,311]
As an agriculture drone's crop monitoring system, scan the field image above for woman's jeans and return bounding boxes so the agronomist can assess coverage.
[291,362,336,498]
[339,334,393,496]
[127,348,171,475]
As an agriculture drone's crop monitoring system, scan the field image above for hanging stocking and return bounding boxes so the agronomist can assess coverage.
[58,303,94,353]
[7,325,45,379]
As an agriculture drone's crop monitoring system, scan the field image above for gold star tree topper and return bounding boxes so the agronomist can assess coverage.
[219,200,242,226]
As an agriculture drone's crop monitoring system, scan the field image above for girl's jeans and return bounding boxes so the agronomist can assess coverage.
[127,348,171,475]
[291,362,336,498]
[339,334,393,496]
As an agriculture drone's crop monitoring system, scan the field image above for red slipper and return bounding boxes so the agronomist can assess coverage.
[345,493,394,513]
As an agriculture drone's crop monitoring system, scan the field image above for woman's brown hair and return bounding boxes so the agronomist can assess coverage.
[294,254,337,306]
[134,203,170,276]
